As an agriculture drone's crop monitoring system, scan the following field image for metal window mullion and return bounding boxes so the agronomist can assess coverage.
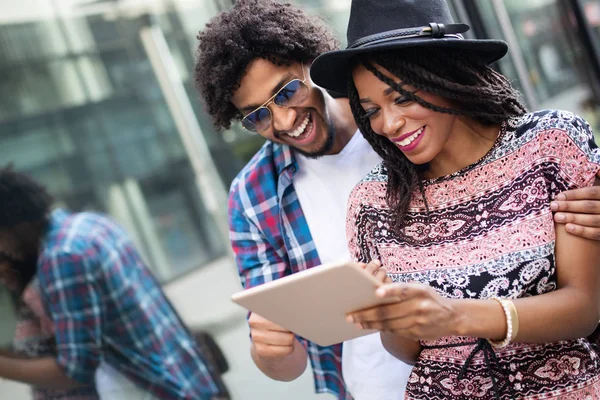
[138,14,229,244]
[490,0,539,110]
[568,0,600,102]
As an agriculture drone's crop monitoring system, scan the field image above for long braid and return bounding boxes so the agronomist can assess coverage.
[362,61,471,118]
[369,49,527,124]
[348,75,425,230]
[347,47,527,233]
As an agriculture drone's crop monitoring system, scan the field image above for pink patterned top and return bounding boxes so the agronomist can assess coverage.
[347,110,600,400]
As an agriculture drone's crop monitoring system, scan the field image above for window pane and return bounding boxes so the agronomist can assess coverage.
[0,12,229,285]
[581,0,600,55]
[477,0,600,133]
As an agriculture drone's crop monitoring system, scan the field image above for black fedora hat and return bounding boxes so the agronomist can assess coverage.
[311,0,508,95]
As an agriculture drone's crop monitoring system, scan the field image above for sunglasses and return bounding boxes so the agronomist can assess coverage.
[241,64,309,132]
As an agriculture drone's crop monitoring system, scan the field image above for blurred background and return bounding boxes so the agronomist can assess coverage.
[0,0,599,398]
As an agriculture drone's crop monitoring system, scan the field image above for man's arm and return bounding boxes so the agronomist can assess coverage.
[0,353,84,389]
[0,280,88,389]
[229,185,308,381]
[0,288,85,388]
[552,166,600,240]
[36,250,103,385]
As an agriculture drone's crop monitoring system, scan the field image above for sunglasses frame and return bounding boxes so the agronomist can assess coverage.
[241,63,308,132]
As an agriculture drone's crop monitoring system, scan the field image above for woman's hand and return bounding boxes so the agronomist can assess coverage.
[353,261,423,363]
[358,259,392,284]
[347,282,460,341]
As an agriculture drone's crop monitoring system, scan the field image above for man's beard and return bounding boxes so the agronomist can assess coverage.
[292,112,336,159]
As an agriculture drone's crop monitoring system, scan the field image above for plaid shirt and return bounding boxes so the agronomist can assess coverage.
[13,277,99,399]
[37,209,223,400]
[229,141,351,400]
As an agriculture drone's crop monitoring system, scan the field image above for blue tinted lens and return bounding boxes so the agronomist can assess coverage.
[254,108,271,123]
[274,80,301,106]
[243,107,271,131]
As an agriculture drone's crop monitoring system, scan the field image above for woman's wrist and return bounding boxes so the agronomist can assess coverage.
[380,332,421,364]
[447,299,469,337]
[487,298,520,347]
[449,299,507,340]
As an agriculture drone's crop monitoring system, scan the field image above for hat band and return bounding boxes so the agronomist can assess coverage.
[348,22,469,49]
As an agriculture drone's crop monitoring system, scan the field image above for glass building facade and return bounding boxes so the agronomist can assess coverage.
[0,0,250,346]
[0,0,599,376]
[0,2,233,283]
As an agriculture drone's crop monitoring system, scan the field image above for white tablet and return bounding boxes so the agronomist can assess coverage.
[231,260,394,346]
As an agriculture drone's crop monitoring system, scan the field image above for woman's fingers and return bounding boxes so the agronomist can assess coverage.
[346,283,432,323]
[359,259,391,284]
[358,315,414,332]
[375,282,428,300]
[375,267,392,283]
[349,301,412,324]
[364,259,382,274]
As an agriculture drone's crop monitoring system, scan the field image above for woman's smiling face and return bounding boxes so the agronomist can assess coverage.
[352,62,457,166]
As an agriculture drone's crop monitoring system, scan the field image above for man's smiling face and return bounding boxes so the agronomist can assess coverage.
[232,59,336,158]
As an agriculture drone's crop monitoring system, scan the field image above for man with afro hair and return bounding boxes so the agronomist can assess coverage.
[195,1,600,399]
[195,1,413,399]
[0,166,229,400]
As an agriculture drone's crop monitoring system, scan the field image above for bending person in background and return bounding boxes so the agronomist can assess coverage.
[0,166,228,400]
[311,0,600,399]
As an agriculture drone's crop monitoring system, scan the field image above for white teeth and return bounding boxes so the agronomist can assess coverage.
[286,114,310,138]
[397,126,424,146]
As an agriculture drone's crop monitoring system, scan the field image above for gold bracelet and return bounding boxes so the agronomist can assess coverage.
[488,297,519,348]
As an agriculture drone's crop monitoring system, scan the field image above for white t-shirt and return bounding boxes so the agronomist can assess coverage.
[293,131,413,400]
[95,363,159,400]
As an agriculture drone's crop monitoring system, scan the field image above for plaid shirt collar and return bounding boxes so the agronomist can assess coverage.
[47,208,68,233]
[272,141,297,176]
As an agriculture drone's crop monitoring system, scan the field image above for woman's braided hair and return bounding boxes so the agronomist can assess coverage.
[347,47,527,232]
[195,0,339,130]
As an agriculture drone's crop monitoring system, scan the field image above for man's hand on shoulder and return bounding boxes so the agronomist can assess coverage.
[552,176,600,241]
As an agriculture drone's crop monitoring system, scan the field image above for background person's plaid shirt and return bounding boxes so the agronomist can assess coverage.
[37,209,223,400]
[229,141,351,400]
[13,277,99,399]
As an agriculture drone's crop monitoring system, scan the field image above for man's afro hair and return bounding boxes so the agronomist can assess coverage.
[0,165,54,230]
[194,0,340,130]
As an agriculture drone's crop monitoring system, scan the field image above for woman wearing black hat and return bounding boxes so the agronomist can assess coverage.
[311,0,600,399]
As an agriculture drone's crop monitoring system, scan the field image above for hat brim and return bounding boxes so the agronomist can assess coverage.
[310,38,508,96]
